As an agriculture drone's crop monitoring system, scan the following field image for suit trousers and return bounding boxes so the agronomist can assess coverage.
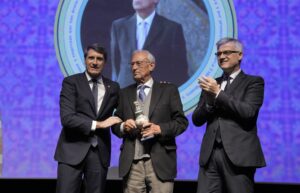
[56,146,108,193]
[123,158,174,193]
[197,144,256,193]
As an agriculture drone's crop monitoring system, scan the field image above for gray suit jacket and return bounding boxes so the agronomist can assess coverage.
[54,73,120,167]
[110,13,188,88]
[192,71,266,168]
[112,81,188,180]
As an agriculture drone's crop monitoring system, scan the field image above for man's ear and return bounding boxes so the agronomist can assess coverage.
[149,62,155,72]
[238,52,243,60]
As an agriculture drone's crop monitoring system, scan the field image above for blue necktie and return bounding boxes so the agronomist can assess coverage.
[138,84,147,102]
[137,21,148,50]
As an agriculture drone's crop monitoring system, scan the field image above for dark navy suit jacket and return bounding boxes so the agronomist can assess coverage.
[192,71,266,168]
[112,81,188,180]
[54,73,119,167]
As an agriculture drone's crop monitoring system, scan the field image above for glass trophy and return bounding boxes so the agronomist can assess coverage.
[133,101,154,141]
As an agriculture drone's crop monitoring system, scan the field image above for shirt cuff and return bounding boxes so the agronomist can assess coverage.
[91,120,97,131]
[120,122,125,133]
[215,90,221,98]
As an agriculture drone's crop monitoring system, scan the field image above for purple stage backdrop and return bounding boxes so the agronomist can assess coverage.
[0,0,300,183]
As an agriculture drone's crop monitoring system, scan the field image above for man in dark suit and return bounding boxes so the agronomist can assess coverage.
[192,37,266,193]
[112,50,188,193]
[54,44,121,193]
[110,0,188,88]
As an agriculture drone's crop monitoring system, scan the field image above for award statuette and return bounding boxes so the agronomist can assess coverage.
[133,101,154,141]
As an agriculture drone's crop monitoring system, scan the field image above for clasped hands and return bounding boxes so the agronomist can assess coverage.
[198,76,221,105]
[96,116,122,129]
[123,119,161,138]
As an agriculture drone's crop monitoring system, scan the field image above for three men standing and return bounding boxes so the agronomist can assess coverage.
[55,37,265,193]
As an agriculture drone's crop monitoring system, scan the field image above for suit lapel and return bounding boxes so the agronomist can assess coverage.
[143,14,162,49]
[127,84,138,115]
[97,77,112,117]
[226,71,246,93]
[149,82,163,118]
[128,15,137,50]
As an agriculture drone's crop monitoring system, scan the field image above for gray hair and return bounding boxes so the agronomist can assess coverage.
[216,37,243,52]
[132,50,156,63]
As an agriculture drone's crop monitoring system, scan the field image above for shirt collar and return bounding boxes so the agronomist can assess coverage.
[85,72,103,84]
[138,77,153,89]
[136,10,156,26]
[229,69,241,80]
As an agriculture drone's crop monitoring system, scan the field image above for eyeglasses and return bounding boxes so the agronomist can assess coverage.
[215,50,241,57]
[130,60,151,67]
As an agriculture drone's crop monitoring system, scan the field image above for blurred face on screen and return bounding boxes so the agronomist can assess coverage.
[85,49,105,78]
[132,0,159,15]
[131,51,155,83]
[217,42,243,74]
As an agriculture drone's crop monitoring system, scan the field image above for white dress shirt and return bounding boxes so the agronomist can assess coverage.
[85,72,106,131]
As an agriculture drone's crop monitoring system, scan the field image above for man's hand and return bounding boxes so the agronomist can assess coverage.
[123,119,137,133]
[96,116,122,129]
[198,76,220,95]
[141,122,161,138]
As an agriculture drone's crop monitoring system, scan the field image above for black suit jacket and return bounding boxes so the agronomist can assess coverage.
[110,13,188,88]
[112,81,188,180]
[54,73,120,167]
[192,71,266,168]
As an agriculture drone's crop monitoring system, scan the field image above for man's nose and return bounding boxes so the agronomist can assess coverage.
[131,64,138,70]
[219,53,227,59]
[92,58,98,63]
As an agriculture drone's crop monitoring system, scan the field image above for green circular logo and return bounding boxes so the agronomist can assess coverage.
[54,0,237,113]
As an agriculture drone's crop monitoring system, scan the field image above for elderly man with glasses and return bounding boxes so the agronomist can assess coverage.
[112,50,188,193]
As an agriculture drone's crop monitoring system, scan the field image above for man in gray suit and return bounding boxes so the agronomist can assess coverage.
[110,0,188,88]
[112,50,188,193]
[192,38,266,193]
[55,44,121,193]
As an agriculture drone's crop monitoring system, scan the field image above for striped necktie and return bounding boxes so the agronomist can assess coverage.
[138,84,148,102]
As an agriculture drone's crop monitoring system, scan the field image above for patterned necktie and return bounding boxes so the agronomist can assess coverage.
[138,84,148,102]
[91,78,98,147]
[223,75,232,91]
[92,79,98,114]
